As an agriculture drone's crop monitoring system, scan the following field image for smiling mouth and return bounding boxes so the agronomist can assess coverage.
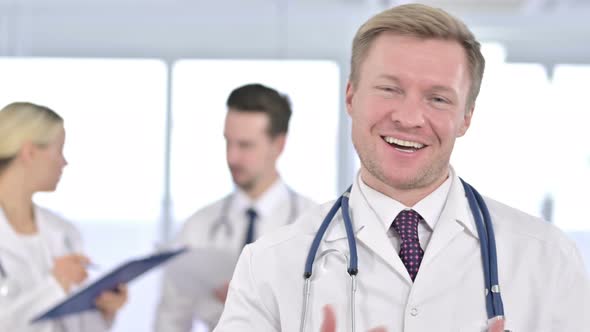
[382,136,426,152]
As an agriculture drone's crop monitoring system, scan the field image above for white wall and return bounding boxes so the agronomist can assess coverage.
[1,1,589,62]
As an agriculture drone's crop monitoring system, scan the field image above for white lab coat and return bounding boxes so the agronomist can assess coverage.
[155,180,317,332]
[214,173,590,332]
[0,205,109,332]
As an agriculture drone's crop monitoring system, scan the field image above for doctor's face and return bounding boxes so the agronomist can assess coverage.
[346,33,473,201]
[224,110,283,192]
[30,126,68,192]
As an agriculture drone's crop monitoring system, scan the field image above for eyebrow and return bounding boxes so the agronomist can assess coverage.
[430,84,454,91]
[376,74,459,97]
[376,74,401,84]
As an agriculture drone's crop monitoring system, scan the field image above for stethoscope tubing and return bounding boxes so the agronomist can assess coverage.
[209,187,299,239]
[0,259,6,278]
[462,180,504,319]
[301,179,504,332]
[302,187,358,332]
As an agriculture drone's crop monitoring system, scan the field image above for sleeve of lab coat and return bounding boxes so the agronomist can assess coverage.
[550,244,590,331]
[68,220,112,331]
[83,312,111,331]
[54,216,111,331]
[61,222,112,332]
[153,265,199,332]
[57,308,111,332]
[213,245,280,332]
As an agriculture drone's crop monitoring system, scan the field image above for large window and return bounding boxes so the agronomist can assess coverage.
[452,62,553,219]
[0,57,168,332]
[549,65,590,231]
[0,58,168,225]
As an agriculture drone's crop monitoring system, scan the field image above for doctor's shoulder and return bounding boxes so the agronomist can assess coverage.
[483,196,582,259]
[247,201,335,254]
[34,205,82,242]
[176,196,229,238]
[295,193,319,214]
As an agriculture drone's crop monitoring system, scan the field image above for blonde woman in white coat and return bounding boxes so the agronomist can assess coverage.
[0,102,127,332]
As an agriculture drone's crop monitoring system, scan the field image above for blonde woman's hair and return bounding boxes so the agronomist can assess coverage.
[0,102,63,171]
[350,3,485,109]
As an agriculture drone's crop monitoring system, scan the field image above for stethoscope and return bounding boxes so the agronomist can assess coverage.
[300,179,505,332]
[0,258,16,299]
[209,187,299,238]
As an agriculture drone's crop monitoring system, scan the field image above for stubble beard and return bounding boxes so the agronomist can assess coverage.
[358,145,449,193]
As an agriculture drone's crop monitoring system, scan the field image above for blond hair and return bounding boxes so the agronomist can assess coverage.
[0,102,63,170]
[350,3,485,108]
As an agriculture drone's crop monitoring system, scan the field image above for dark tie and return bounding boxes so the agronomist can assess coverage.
[243,208,258,246]
[391,209,424,282]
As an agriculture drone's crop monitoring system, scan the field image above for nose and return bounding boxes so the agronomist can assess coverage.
[390,95,426,128]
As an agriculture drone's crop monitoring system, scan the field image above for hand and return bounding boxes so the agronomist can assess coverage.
[95,284,128,323]
[321,305,386,332]
[213,281,230,303]
[488,318,505,332]
[52,254,90,292]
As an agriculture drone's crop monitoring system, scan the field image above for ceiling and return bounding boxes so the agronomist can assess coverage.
[349,0,590,14]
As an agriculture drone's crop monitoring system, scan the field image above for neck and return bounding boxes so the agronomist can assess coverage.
[0,170,37,234]
[244,171,279,200]
[360,169,449,207]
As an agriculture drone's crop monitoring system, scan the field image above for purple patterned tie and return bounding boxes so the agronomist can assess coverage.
[391,209,424,282]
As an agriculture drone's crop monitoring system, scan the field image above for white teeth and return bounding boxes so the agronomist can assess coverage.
[383,136,424,149]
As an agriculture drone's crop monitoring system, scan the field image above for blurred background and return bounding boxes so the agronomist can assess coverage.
[1,0,589,330]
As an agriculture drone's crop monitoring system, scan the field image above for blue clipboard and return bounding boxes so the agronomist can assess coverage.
[32,247,187,323]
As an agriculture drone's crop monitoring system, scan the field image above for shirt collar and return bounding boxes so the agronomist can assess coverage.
[232,178,288,219]
[358,169,453,233]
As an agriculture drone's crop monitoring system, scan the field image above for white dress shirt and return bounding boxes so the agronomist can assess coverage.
[358,172,451,252]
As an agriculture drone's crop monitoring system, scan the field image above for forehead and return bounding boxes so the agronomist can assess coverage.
[224,109,270,139]
[359,33,470,91]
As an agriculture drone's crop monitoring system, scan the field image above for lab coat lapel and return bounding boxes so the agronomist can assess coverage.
[351,185,413,284]
[419,175,474,270]
[0,208,30,263]
[35,207,70,257]
[322,184,413,284]
[0,207,68,262]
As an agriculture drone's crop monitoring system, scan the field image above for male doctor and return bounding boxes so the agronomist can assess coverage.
[154,83,316,331]
[214,4,590,332]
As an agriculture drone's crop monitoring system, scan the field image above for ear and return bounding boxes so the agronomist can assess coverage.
[17,141,37,164]
[271,133,287,157]
[345,80,355,116]
[457,105,475,137]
